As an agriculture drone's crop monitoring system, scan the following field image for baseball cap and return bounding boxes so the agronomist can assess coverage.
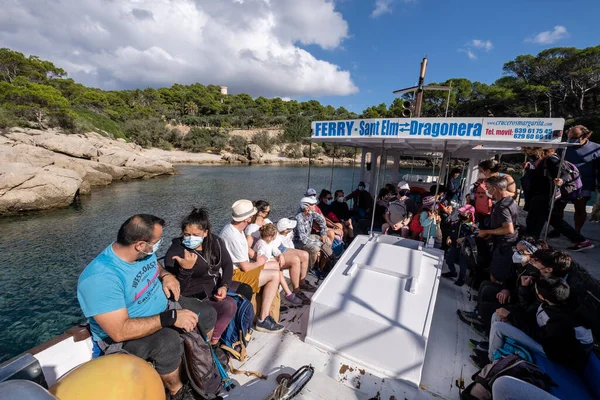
[305,188,317,196]
[300,196,318,209]
[397,181,410,191]
[458,204,475,214]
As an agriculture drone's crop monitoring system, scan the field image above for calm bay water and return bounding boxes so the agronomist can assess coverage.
[0,164,431,363]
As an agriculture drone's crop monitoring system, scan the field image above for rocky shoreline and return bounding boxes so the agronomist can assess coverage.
[0,127,443,215]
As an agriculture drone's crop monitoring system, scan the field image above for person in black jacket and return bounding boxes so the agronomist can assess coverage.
[525,147,593,251]
[486,277,593,372]
[164,207,239,345]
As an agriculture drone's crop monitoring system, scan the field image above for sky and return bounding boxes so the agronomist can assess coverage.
[1,0,599,113]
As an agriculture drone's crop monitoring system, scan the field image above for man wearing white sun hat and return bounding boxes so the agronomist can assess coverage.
[220,200,283,333]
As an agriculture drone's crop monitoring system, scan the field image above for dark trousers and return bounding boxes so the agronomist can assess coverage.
[113,295,217,375]
[526,196,585,243]
[445,243,468,281]
[477,280,503,333]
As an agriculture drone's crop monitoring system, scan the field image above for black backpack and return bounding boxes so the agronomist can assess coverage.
[461,355,556,400]
[182,331,223,399]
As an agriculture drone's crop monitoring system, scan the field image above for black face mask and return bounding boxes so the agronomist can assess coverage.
[524,264,541,279]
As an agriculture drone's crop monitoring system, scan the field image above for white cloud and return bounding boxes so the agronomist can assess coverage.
[0,0,358,98]
[526,25,569,45]
[458,48,477,61]
[470,39,493,51]
[371,0,415,18]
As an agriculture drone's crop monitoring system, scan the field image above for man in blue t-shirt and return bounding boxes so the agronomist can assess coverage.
[77,214,216,400]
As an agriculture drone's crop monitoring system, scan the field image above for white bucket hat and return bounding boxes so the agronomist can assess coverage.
[231,199,257,222]
[277,218,297,232]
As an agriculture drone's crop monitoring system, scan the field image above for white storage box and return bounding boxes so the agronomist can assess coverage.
[305,234,443,387]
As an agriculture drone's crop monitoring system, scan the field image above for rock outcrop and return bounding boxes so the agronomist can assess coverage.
[246,144,264,162]
[0,163,83,213]
[0,128,175,214]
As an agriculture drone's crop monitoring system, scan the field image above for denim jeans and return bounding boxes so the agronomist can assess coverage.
[488,321,546,361]
[492,376,559,400]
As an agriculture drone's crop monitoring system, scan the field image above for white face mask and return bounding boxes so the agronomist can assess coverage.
[141,238,162,255]
[477,172,486,180]
[337,196,345,203]
[512,252,528,264]
[485,188,493,198]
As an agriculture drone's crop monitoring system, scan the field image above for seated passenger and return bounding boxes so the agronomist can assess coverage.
[373,188,390,231]
[316,189,344,241]
[220,200,284,333]
[77,214,217,400]
[345,181,374,218]
[163,208,238,346]
[329,190,354,238]
[254,224,306,306]
[273,218,315,293]
[382,181,416,237]
[294,196,333,270]
[480,277,593,371]
[244,200,272,260]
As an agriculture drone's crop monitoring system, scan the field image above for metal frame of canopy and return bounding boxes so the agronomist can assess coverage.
[307,117,573,241]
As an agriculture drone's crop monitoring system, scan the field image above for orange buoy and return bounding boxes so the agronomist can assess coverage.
[49,354,165,400]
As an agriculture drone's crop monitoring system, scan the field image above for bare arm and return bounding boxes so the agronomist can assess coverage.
[246,235,256,260]
[94,308,161,343]
[237,256,267,272]
[481,222,514,236]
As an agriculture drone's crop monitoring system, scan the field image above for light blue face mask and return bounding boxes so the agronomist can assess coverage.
[142,238,162,255]
[326,199,333,206]
[183,235,204,249]
[358,186,365,191]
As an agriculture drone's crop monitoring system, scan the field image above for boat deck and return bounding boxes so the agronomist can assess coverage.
[225,273,479,400]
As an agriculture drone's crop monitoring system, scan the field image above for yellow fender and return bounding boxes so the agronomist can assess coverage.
[49,354,165,400]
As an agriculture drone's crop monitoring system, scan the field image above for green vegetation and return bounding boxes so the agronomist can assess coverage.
[1,45,600,152]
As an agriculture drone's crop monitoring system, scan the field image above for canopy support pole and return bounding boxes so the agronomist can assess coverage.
[307,141,312,190]
[329,150,336,192]
[351,147,357,194]
[370,140,386,237]
[382,149,388,185]
[543,149,567,241]
[425,141,448,246]
[410,156,415,175]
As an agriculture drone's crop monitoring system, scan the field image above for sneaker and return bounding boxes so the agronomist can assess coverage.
[470,321,487,338]
[441,271,457,279]
[171,383,196,400]
[567,240,594,252]
[468,339,489,351]
[300,280,317,292]
[454,279,465,287]
[285,293,303,306]
[255,316,284,333]
[469,355,488,370]
[472,348,490,363]
[457,309,480,326]
[295,291,311,305]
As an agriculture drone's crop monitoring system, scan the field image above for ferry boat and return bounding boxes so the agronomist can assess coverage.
[3,116,593,400]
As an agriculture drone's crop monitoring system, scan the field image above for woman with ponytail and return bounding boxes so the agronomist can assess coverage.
[164,207,239,345]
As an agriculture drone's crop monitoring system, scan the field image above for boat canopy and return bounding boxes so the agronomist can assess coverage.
[308,117,569,198]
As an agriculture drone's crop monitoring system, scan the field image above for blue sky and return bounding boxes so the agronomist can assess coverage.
[300,0,600,112]
[1,0,598,114]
